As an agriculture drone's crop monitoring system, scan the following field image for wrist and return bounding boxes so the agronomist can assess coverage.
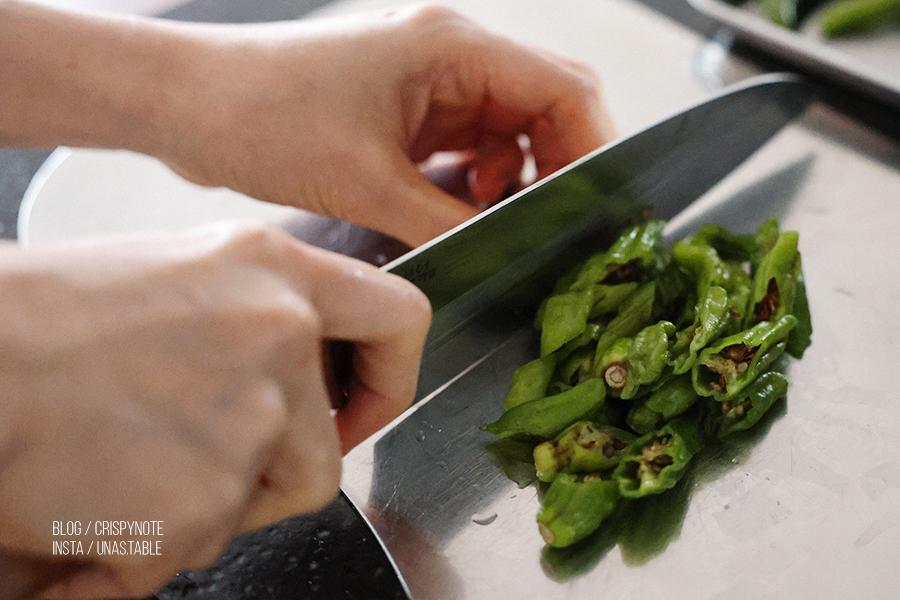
[0,1,203,158]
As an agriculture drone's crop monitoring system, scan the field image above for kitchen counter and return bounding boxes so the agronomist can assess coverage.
[4,0,900,599]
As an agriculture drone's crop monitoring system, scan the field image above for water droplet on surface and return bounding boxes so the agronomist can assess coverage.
[471,511,498,526]
[415,431,426,442]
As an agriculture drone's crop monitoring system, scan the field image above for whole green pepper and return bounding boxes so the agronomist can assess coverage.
[711,371,789,439]
[504,354,558,410]
[613,415,703,499]
[536,473,620,548]
[483,378,606,439]
[692,315,796,401]
[626,375,699,435]
[533,421,635,482]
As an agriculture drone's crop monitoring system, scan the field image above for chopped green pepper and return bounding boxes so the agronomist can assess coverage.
[536,474,620,548]
[692,314,796,401]
[670,285,730,374]
[533,421,635,482]
[712,371,789,439]
[504,354,558,410]
[626,375,699,435]
[619,320,676,400]
[570,221,665,290]
[591,282,656,375]
[539,287,595,356]
[596,337,632,392]
[483,378,606,439]
[747,230,800,326]
[613,415,703,499]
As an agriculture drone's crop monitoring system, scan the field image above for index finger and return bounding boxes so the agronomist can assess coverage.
[294,244,432,453]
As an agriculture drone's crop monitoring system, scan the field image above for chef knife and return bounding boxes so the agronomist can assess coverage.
[342,72,812,599]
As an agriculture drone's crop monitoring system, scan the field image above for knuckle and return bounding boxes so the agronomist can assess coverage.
[397,277,433,332]
[402,3,466,28]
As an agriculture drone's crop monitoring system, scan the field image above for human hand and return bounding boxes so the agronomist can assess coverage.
[157,5,617,246]
[0,223,430,599]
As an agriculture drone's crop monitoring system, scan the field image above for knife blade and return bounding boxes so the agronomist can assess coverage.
[343,73,811,599]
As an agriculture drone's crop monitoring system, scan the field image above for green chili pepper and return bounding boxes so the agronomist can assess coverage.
[483,378,606,439]
[689,224,759,263]
[536,473,620,548]
[596,337,632,393]
[558,344,596,387]
[692,315,796,401]
[539,287,595,356]
[504,354,559,411]
[672,240,729,300]
[711,371,789,439]
[747,230,800,327]
[670,285,730,374]
[570,221,665,290]
[821,0,900,37]
[786,268,812,359]
[613,415,703,499]
[620,321,676,400]
[626,375,699,435]
[592,282,656,375]
[755,217,781,258]
[533,421,636,482]
[588,282,640,320]
[721,262,753,334]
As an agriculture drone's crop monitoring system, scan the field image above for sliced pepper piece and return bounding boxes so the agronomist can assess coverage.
[533,421,636,482]
[747,230,800,326]
[689,224,759,263]
[613,415,703,499]
[713,370,789,439]
[570,221,665,290]
[504,354,559,411]
[672,240,729,300]
[620,320,676,400]
[669,285,730,374]
[539,287,595,356]
[786,267,813,359]
[483,378,606,440]
[591,282,656,375]
[692,315,796,401]
[596,337,632,392]
[626,374,699,435]
[536,474,620,548]
[588,282,640,320]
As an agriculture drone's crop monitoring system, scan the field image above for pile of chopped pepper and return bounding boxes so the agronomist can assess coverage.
[482,218,812,548]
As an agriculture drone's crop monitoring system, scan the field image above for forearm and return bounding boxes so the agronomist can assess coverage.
[0,0,204,156]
